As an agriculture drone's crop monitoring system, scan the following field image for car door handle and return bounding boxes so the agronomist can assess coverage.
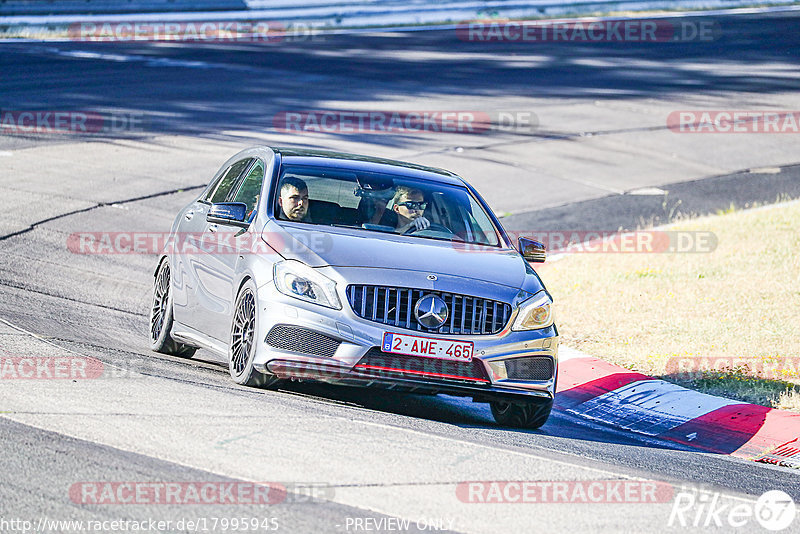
[185,210,194,221]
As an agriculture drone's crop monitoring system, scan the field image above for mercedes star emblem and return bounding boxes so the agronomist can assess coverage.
[414,294,448,329]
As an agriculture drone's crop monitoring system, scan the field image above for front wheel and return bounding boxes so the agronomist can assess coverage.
[490,399,553,429]
[229,279,280,388]
[150,258,196,358]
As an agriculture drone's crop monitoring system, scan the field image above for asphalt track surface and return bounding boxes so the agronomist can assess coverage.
[1,10,800,534]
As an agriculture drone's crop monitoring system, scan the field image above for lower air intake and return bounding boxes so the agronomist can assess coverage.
[265,325,340,358]
[505,356,554,381]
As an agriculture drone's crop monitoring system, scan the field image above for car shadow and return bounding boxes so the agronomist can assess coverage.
[271,379,690,452]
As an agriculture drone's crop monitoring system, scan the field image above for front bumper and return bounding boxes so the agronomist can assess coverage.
[252,283,558,400]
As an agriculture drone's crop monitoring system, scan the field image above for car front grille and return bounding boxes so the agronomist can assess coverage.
[354,348,491,384]
[265,324,340,358]
[505,356,554,381]
[346,285,511,335]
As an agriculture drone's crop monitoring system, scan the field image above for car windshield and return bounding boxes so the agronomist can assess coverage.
[274,164,500,246]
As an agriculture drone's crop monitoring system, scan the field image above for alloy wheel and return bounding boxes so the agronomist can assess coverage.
[231,289,256,376]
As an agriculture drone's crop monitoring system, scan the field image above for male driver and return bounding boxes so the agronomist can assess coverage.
[278,177,311,222]
[391,186,430,233]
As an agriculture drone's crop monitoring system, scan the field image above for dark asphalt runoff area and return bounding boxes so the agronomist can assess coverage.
[1,8,799,534]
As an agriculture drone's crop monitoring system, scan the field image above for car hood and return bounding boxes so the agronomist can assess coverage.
[262,221,540,291]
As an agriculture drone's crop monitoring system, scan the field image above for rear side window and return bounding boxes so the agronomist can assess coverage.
[204,158,252,203]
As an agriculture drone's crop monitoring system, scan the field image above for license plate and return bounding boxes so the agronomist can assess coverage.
[381,332,473,362]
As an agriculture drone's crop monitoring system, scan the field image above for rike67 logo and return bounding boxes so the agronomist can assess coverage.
[669,489,796,531]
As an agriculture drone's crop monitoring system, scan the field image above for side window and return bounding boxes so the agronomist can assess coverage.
[232,160,265,222]
[203,158,252,203]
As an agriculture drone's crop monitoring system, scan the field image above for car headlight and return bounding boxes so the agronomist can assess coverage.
[273,260,341,309]
[511,291,554,331]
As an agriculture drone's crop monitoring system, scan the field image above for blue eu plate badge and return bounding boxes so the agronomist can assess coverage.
[382,333,393,351]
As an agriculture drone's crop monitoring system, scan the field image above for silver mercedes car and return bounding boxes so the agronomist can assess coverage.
[149,146,558,428]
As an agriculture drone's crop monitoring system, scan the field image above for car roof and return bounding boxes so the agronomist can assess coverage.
[270,146,466,187]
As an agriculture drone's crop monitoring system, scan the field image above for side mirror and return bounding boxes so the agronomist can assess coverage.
[207,202,249,227]
[519,237,546,263]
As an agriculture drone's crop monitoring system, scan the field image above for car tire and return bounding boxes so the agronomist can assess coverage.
[150,258,197,358]
[489,399,553,429]
[229,279,280,388]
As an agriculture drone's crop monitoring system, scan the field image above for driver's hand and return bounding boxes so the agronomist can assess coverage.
[413,216,430,230]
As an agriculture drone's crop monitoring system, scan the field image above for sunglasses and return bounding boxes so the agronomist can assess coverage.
[398,201,427,210]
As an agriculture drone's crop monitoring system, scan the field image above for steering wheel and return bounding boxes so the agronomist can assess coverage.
[403,222,453,235]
